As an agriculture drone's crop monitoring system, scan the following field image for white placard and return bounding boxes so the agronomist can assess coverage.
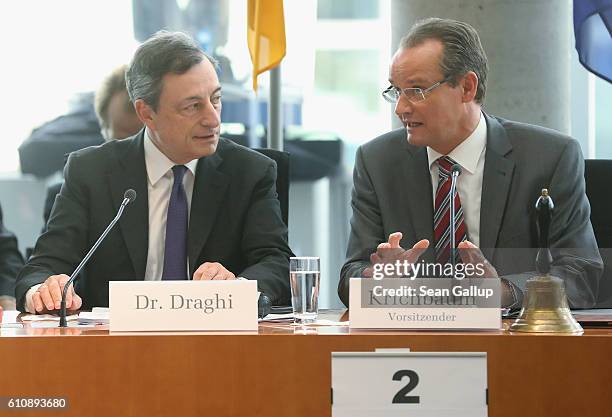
[109,280,258,331]
[349,278,501,330]
[332,352,487,417]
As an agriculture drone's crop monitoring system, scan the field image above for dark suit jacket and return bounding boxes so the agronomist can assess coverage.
[43,182,63,229]
[339,113,603,308]
[16,132,293,310]
[0,204,25,297]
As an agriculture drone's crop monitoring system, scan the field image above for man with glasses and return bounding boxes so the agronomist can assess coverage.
[339,18,602,309]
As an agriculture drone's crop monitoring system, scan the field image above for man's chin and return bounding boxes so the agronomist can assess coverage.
[406,132,429,148]
[194,137,219,157]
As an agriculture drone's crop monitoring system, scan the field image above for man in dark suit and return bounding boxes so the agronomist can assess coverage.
[339,18,602,308]
[16,31,292,312]
[0,204,25,310]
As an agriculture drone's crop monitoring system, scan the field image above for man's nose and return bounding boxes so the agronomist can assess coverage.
[394,94,413,119]
[199,102,221,127]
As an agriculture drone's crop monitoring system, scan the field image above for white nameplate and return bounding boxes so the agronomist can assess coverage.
[332,351,487,417]
[349,278,501,330]
[109,280,258,331]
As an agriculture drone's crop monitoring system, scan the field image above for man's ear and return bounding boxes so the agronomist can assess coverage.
[134,99,156,130]
[461,71,479,103]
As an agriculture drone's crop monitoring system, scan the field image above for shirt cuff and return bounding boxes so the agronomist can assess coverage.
[25,284,42,314]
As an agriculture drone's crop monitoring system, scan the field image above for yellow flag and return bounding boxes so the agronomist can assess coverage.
[247,0,286,91]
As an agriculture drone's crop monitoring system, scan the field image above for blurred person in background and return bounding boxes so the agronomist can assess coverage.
[43,65,144,226]
[0,204,25,310]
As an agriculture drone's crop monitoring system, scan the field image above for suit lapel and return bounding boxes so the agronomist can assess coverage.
[479,114,515,260]
[108,131,149,280]
[402,139,435,262]
[188,148,230,275]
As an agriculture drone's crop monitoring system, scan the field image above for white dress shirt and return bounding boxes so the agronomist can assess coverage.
[143,129,198,281]
[25,128,198,312]
[427,112,487,246]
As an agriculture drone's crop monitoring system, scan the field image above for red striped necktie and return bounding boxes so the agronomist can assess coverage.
[433,156,467,265]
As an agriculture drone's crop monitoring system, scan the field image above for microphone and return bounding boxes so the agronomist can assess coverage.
[59,189,137,327]
[258,293,271,319]
[449,164,462,272]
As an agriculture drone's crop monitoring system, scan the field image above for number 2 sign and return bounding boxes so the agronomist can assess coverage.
[331,352,487,417]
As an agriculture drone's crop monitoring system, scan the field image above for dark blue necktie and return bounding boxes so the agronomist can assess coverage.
[162,165,188,280]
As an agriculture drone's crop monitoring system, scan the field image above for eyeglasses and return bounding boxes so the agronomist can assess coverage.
[382,78,450,103]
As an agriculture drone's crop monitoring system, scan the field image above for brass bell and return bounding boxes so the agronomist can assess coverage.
[508,274,583,334]
[509,189,583,334]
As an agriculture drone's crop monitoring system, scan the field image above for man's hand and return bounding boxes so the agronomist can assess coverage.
[457,240,498,278]
[32,274,82,313]
[363,232,430,278]
[457,241,517,307]
[193,262,236,280]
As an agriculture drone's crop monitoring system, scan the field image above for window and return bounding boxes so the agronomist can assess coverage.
[0,0,136,174]
[317,0,379,19]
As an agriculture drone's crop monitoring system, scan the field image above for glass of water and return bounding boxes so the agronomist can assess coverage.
[290,257,320,324]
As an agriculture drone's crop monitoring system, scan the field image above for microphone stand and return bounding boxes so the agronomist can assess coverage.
[59,194,134,327]
[449,165,462,272]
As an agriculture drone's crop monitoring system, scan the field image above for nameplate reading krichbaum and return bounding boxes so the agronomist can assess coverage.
[109,280,258,331]
[349,278,501,330]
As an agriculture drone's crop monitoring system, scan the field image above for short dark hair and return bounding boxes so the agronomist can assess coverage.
[125,30,218,111]
[94,65,134,129]
[399,18,488,103]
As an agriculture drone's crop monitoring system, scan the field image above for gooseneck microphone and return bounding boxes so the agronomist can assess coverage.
[59,189,137,327]
[449,164,462,271]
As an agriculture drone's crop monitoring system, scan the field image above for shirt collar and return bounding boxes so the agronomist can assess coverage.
[427,111,487,174]
[144,127,198,186]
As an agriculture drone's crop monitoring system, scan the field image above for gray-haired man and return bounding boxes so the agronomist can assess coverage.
[17,31,292,312]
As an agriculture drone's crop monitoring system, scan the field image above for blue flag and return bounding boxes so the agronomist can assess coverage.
[574,0,612,82]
